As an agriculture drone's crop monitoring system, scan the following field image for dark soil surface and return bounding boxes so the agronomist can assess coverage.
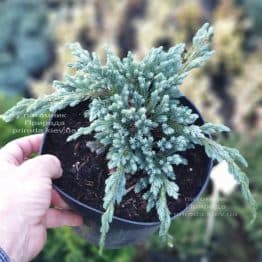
[41,99,211,223]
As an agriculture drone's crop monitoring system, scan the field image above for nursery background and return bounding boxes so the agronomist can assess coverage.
[0,0,261,261]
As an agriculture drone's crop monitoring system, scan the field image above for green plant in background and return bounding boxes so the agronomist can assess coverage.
[0,94,49,147]
[136,0,203,54]
[210,134,262,261]
[230,58,262,133]
[35,227,134,262]
[0,95,32,146]
[207,0,247,76]
[0,0,53,95]
[244,0,262,35]
[1,24,256,252]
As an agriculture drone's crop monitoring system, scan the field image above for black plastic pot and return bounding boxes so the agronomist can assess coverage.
[40,96,213,249]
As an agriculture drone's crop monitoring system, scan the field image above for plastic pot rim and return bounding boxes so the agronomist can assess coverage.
[39,96,213,227]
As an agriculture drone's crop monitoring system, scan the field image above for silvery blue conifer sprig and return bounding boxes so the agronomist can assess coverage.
[1,23,256,253]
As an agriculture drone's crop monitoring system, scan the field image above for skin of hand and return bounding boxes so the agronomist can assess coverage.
[0,134,83,262]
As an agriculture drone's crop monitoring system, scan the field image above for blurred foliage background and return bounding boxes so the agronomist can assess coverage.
[0,0,261,261]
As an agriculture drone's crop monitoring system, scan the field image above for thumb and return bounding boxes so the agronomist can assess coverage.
[20,155,63,180]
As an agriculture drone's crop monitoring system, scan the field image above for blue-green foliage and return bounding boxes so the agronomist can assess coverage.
[0,0,52,95]
[244,0,262,34]
[1,23,256,251]
[35,227,134,262]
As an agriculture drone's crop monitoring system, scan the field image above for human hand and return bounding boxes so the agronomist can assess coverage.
[0,134,83,262]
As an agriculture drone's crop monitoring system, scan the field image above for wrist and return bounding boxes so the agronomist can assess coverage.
[0,200,28,262]
[0,223,28,262]
[0,247,10,262]
[0,227,16,262]
[0,238,12,262]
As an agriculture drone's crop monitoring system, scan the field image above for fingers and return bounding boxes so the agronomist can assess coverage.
[0,134,43,165]
[20,154,63,179]
[51,189,70,210]
[45,208,83,228]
